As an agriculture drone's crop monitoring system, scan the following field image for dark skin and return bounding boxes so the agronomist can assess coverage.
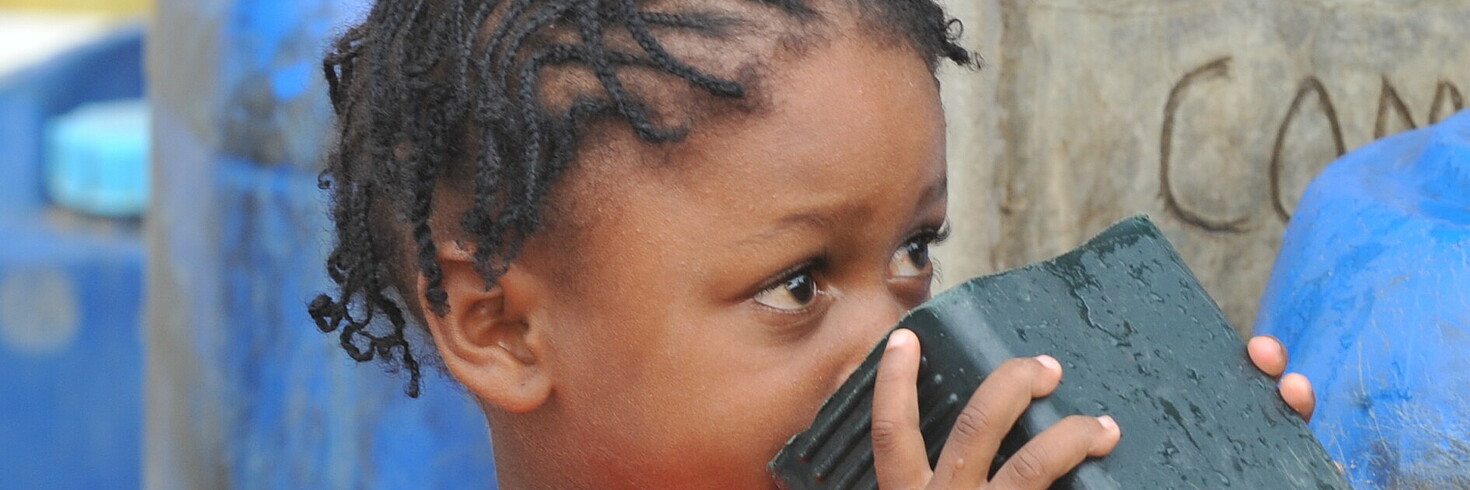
[418,36,1314,489]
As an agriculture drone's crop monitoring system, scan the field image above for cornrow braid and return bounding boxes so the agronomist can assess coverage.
[311,0,973,397]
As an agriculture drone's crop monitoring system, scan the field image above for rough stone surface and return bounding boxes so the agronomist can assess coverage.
[934,0,1470,333]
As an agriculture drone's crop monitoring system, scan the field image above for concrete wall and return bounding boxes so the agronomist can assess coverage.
[935,0,1470,334]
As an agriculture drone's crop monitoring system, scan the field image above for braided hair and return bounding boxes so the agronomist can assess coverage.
[309,0,973,397]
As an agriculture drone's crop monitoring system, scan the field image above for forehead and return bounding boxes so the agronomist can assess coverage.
[548,37,946,246]
[673,39,943,192]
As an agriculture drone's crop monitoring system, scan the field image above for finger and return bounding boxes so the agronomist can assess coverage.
[929,355,1063,489]
[1248,335,1288,379]
[1280,372,1316,422]
[987,415,1121,490]
[871,329,932,488]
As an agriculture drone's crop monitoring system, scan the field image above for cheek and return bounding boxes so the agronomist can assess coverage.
[660,310,889,463]
[544,297,859,485]
[648,331,850,484]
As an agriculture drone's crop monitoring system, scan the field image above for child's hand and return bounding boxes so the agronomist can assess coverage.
[1247,335,1316,421]
[871,329,1121,489]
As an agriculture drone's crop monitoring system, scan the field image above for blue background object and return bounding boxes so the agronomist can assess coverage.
[0,26,143,213]
[46,98,151,217]
[0,217,144,489]
[0,26,146,490]
[1257,109,1470,488]
[146,1,498,488]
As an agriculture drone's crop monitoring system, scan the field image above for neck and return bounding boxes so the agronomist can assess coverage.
[487,413,549,489]
[485,406,600,490]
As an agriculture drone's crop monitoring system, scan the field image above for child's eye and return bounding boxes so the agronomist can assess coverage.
[890,226,947,279]
[890,239,932,278]
[754,268,819,311]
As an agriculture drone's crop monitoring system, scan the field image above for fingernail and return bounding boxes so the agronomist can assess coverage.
[886,330,910,350]
[1092,415,1120,453]
[1096,415,1118,434]
[1283,373,1313,392]
[1035,354,1061,373]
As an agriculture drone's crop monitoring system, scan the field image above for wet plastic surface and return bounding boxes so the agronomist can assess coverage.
[771,216,1348,489]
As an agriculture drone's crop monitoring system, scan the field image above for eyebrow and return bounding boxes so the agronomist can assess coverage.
[735,172,948,249]
[735,211,836,249]
[917,174,948,211]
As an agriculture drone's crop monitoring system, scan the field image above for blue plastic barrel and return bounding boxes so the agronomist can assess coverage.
[0,25,145,490]
[1256,109,1470,488]
[0,217,143,489]
[0,25,143,213]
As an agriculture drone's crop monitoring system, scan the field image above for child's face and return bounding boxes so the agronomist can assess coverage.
[462,38,945,488]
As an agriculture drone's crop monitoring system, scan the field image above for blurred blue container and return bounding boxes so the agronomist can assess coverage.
[0,217,143,489]
[0,26,146,489]
[0,25,143,213]
[1256,109,1470,488]
[45,99,151,218]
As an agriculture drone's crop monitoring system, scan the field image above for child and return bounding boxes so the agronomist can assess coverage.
[308,0,1316,487]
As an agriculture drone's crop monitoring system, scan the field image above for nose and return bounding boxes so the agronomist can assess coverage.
[826,288,911,392]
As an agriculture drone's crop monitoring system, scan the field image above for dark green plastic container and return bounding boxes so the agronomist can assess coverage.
[770,216,1348,490]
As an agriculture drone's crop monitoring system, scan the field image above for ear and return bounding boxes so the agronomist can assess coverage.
[418,242,552,413]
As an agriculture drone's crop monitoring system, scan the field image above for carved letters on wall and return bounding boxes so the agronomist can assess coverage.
[1161,56,1465,232]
